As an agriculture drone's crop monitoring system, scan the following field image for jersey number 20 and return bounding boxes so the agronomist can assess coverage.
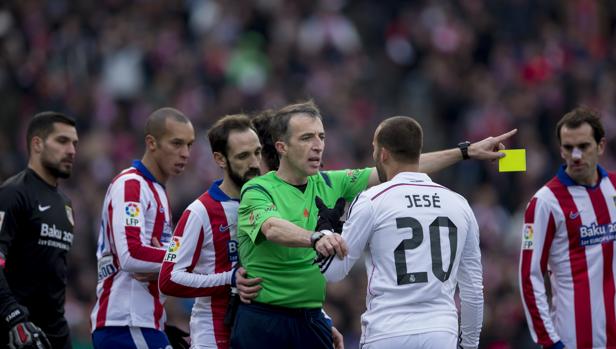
[394,216,457,285]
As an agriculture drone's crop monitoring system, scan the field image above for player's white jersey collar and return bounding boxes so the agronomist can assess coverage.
[391,171,432,183]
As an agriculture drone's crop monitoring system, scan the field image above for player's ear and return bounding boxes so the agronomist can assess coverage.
[213,152,227,169]
[275,140,287,156]
[380,147,390,163]
[31,136,44,153]
[598,137,606,156]
[145,135,157,151]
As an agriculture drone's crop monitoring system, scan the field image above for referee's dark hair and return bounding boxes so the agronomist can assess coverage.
[376,116,423,163]
[556,107,605,144]
[252,109,279,171]
[270,100,321,143]
[207,114,256,157]
[26,111,76,155]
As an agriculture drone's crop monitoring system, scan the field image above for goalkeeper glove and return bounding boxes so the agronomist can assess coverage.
[8,322,51,349]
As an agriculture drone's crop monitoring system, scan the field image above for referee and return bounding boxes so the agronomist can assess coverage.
[0,112,79,349]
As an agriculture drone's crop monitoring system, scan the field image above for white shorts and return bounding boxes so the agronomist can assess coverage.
[362,331,458,349]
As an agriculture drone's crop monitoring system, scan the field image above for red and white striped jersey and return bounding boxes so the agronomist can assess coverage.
[320,172,483,348]
[159,180,238,349]
[520,165,616,349]
[90,160,172,332]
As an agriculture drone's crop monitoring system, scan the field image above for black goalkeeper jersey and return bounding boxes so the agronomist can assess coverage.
[0,168,74,339]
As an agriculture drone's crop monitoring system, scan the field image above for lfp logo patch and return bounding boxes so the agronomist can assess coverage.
[522,224,534,250]
[169,236,181,253]
[164,236,182,263]
[125,203,140,217]
[124,202,141,227]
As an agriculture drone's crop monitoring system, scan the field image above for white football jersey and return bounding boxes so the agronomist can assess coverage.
[320,172,483,348]
[91,161,172,331]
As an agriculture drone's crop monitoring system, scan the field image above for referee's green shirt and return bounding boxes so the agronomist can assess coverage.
[238,168,372,308]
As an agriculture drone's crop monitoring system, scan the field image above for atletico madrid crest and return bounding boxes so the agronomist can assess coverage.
[65,205,74,226]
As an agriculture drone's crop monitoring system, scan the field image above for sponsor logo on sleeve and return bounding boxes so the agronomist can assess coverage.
[124,202,141,227]
[228,240,238,262]
[522,224,534,250]
[346,169,360,183]
[249,211,255,226]
[65,205,74,226]
[164,236,182,263]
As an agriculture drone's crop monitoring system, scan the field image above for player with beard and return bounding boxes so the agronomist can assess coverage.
[232,100,514,349]
[159,114,264,348]
[0,112,79,349]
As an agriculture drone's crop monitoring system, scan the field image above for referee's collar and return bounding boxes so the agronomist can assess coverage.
[556,164,608,188]
[131,159,163,187]
[208,179,238,202]
[392,171,432,183]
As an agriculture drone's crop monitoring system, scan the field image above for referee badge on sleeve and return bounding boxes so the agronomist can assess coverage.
[65,206,74,226]
[522,224,534,250]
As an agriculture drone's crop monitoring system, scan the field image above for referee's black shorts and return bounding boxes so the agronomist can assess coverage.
[230,301,333,349]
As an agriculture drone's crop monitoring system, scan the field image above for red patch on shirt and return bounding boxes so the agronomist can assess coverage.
[303,208,309,217]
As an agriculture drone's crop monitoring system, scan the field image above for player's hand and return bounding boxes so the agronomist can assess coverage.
[315,197,346,233]
[152,237,162,248]
[468,129,517,161]
[315,233,347,259]
[132,272,159,282]
[235,267,262,304]
[8,322,52,349]
[164,324,190,349]
[332,326,344,349]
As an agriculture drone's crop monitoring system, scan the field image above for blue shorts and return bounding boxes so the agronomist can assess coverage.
[92,326,171,349]
[230,302,333,349]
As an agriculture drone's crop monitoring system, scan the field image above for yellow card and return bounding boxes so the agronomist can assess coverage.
[499,149,526,172]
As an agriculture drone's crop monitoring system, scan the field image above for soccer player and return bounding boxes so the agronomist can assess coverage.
[231,101,510,349]
[319,116,483,349]
[519,107,616,349]
[158,114,263,348]
[0,112,78,349]
[90,107,195,348]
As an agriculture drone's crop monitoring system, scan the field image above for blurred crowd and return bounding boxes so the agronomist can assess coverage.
[1,0,616,347]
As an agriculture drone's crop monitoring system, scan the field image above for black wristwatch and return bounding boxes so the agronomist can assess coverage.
[458,141,471,160]
[310,231,325,250]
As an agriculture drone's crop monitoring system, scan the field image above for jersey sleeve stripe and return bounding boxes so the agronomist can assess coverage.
[520,198,554,345]
[587,184,616,347]
[147,281,163,329]
[160,205,229,298]
[240,184,274,202]
[122,178,165,262]
[145,181,164,243]
[202,193,232,274]
[124,178,140,202]
[188,227,205,273]
[548,179,593,348]
[201,193,233,344]
[95,270,117,328]
[525,197,537,223]
[125,226,164,262]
